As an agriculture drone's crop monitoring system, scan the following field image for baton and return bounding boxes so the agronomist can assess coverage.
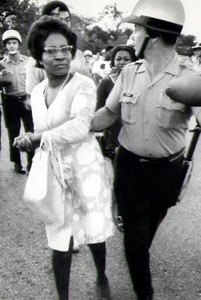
[178,120,201,201]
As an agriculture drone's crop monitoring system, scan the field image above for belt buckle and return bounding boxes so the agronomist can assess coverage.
[139,158,149,163]
[18,96,26,101]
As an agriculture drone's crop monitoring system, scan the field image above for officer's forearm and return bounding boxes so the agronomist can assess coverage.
[91,106,118,131]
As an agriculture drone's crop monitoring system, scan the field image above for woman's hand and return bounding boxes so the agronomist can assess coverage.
[13,132,41,152]
[13,132,34,152]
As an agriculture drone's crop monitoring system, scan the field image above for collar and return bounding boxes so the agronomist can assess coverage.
[136,52,181,77]
[3,54,25,64]
[164,52,182,76]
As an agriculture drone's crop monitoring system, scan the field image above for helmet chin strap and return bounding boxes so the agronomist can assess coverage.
[9,50,18,55]
[137,34,150,59]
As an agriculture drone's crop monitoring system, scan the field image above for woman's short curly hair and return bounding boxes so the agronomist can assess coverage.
[27,16,77,68]
[110,45,137,68]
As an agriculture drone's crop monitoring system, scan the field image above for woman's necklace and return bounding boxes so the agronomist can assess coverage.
[44,73,70,108]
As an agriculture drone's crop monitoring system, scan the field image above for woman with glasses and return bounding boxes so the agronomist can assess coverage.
[14,16,114,300]
[26,0,91,97]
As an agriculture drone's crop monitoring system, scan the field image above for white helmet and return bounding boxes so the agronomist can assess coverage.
[122,0,185,35]
[84,50,93,57]
[2,30,22,44]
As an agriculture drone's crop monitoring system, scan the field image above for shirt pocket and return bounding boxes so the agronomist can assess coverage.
[156,92,186,129]
[120,92,140,124]
[19,66,26,77]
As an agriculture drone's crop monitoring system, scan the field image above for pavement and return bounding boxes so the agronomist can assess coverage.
[1,113,201,300]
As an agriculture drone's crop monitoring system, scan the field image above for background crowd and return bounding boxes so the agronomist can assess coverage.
[1,1,201,300]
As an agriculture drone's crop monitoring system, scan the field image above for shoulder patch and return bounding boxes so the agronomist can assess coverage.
[125,59,144,69]
[132,59,144,66]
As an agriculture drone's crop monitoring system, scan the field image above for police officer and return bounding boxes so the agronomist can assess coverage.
[91,0,201,299]
[1,30,34,173]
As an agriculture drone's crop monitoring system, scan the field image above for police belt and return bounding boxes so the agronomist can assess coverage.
[130,148,185,165]
[4,94,27,102]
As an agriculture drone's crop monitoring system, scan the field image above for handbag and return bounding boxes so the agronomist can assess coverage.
[96,134,115,160]
[23,135,66,225]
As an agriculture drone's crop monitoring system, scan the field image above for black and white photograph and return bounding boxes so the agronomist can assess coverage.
[1,0,201,299]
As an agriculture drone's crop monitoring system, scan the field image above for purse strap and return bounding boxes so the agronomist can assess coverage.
[42,132,67,191]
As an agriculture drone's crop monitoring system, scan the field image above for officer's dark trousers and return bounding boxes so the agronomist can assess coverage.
[2,95,34,167]
[114,146,183,298]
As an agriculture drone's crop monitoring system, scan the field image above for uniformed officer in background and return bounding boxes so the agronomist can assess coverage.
[91,0,201,299]
[1,30,34,173]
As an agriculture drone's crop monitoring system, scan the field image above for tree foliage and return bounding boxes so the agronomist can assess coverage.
[97,3,122,31]
[0,0,198,57]
[69,3,132,53]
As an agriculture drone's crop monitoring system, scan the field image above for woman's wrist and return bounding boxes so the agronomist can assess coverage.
[30,133,42,148]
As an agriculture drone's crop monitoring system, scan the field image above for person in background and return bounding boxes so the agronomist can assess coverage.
[92,45,113,86]
[100,49,106,58]
[0,30,34,173]
[96,44,137,159]
[96,44,137,231]
[0,62,13,158]
[14,16,114,300]
[83,49,94,76]
[26,0,91,97]
[91,0,201,299]
[84,49,93,62]
[191,43,201,70]
[0,63,7,158]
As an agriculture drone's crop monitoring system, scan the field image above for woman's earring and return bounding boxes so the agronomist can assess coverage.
[39,61,43,67]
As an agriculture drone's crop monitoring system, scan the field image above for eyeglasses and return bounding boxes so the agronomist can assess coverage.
[43,45,73,57]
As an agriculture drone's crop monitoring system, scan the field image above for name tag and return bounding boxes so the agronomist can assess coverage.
[123,93,133,97]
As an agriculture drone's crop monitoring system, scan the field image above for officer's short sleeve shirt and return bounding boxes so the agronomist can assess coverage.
[106,53,197,158]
